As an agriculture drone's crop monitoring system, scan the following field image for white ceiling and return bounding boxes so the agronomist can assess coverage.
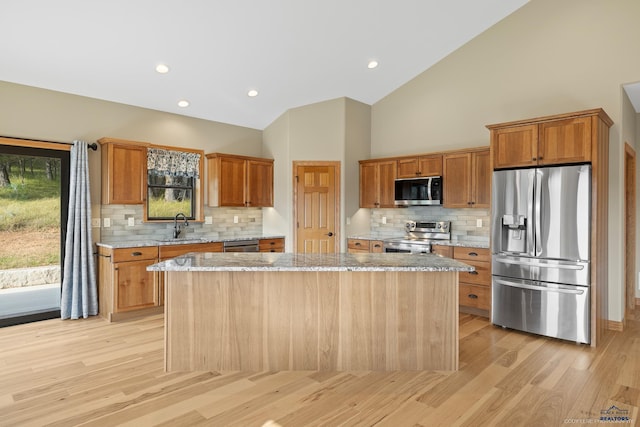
[1,0,535,130]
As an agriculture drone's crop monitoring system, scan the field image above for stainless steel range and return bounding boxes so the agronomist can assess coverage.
[383,220,450,253]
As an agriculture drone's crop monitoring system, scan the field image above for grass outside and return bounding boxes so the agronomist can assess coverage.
[0,165,61,269]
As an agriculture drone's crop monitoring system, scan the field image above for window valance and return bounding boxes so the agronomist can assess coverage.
[147,148,200,179]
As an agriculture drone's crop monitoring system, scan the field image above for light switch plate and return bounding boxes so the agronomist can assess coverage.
[476,219,483,228]
[127,217,135,227]
[205,216,213,225]
[233,216,239,224]
[103,218,111,228]
[91,218,100,228]
[382,216,387,224]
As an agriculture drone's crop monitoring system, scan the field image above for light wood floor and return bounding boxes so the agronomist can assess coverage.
[0,312,638,427]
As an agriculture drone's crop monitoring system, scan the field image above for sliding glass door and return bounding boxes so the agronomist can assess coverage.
[0,144,69,326]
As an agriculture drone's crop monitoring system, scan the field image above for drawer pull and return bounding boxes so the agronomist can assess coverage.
[355,242,361,246]
[131,251,143,256]
[270,241,275,245]
[467,294,478,299]
[270,249,276,252]
[468,252,478,256]
[468,270,479,275]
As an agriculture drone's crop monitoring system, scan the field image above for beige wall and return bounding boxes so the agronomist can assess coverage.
[263,97,370,251]
[371,0,640,322]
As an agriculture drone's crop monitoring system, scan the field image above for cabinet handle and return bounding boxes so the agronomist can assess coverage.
[131,251,142,256]
[538,156,543,160]
[468,294,478,299]
[373,244,381,248]
[270,249,276,252]
[355,242,361,246]
[269,241,275,245]
[468,271,479,275]
[468,252,478,256]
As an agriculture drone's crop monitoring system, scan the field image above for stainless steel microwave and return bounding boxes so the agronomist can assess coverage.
[394,176,442,206]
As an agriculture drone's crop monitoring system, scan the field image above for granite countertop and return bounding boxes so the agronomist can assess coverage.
[96,235,285,249]
[147,252,474,273]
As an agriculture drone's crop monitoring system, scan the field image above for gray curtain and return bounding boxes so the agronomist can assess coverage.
[61,141,98,319]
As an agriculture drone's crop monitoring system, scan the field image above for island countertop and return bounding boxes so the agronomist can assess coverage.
[147,252,474,272]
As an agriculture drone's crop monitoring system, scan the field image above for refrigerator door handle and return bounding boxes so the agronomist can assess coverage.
[527,170,536,257]
[534,169,543,257]
[494,279,586,295]
[494,256,586,270]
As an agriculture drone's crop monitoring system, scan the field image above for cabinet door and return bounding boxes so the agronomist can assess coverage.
[539,117,591,165]
[359,162,379,208]
[432,245,453,258]
[443,153,472,208]
[105,143,146,204]
[218,156,246,207]
[397,155,442,178]
[471,149,491,208]
[492,124,538,169]
[418,155,443,177]
[115,259,158,312]
[246,159,274,207]
[377,160,397,208]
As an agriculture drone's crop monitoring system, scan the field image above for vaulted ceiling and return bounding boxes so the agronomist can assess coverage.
[2,1,535,129]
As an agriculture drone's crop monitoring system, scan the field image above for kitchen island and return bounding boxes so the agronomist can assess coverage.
[148,252,473,372]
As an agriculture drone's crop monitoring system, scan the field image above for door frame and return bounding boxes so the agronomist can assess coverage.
[292,161,341,253]
[624,143,637,315]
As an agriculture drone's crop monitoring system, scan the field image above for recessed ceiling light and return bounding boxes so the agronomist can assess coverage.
[156,64,170,74]
[367,60,379,69]
[177,100,189,107]
[247,89,259,97]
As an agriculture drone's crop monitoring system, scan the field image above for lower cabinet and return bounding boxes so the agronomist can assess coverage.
[432,245,492,317]
[454,247,491,316]
[347,238,384,253]
[259,238,285,252]
[98,245,160,322]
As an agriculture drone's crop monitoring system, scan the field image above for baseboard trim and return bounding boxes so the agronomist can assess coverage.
[607,319,624,332]
[108,306,164,322]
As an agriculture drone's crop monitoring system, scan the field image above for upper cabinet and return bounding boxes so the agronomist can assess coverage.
[98,138,148,204]
[396,154,442,178]
[359,159,397,208]
[443,148,490,209]
[206,153,274,207]
[488,109,613,169]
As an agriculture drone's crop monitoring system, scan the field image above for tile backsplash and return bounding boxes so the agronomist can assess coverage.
[99,204,263,243]
[369,206,490,244]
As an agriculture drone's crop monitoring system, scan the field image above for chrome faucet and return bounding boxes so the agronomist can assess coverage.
[173,213,189,239]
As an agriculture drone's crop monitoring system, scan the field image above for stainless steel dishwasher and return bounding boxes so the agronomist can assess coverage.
[223,239,260,252]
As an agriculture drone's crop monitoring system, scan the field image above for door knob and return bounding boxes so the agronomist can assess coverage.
[327,232,334,237]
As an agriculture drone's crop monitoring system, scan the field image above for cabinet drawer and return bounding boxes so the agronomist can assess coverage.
[112,246,158,263]
[159,242,223,259]
[432,245,453,258]
[370,240,384,253]
[458,260,491,286]
[348,239,371,251]
[459,283,491,310]
[259,238,285,252]
[453,246,490,262]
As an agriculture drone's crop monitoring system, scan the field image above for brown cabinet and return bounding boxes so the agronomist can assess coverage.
[454,246,491,315]
[206,153,274,207]
[443,148,490,209]
[347,238,384,253]
[98,245,159,321]
[488,111,611,169]
[359,159,396,208]
[259,238,285,252]
[396,155,442,178]
[98,137,147,204]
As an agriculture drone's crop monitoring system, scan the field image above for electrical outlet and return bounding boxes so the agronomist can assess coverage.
[205,216,213,225]
[91,218,100,228]
[103,218,111,228]
[127,217,135,227]
[476,219,483,228]
[233,215,239,224]
[382,216,387,224]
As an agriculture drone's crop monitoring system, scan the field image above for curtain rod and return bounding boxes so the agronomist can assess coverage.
[0,136,98,151]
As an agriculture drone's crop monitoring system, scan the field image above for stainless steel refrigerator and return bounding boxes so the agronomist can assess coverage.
[491,164,591,344]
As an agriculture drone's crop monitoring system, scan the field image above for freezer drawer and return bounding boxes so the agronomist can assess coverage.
[491,276,590,344]
[492,254,590,287]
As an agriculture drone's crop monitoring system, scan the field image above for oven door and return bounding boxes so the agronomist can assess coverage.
[383,240,431,254]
